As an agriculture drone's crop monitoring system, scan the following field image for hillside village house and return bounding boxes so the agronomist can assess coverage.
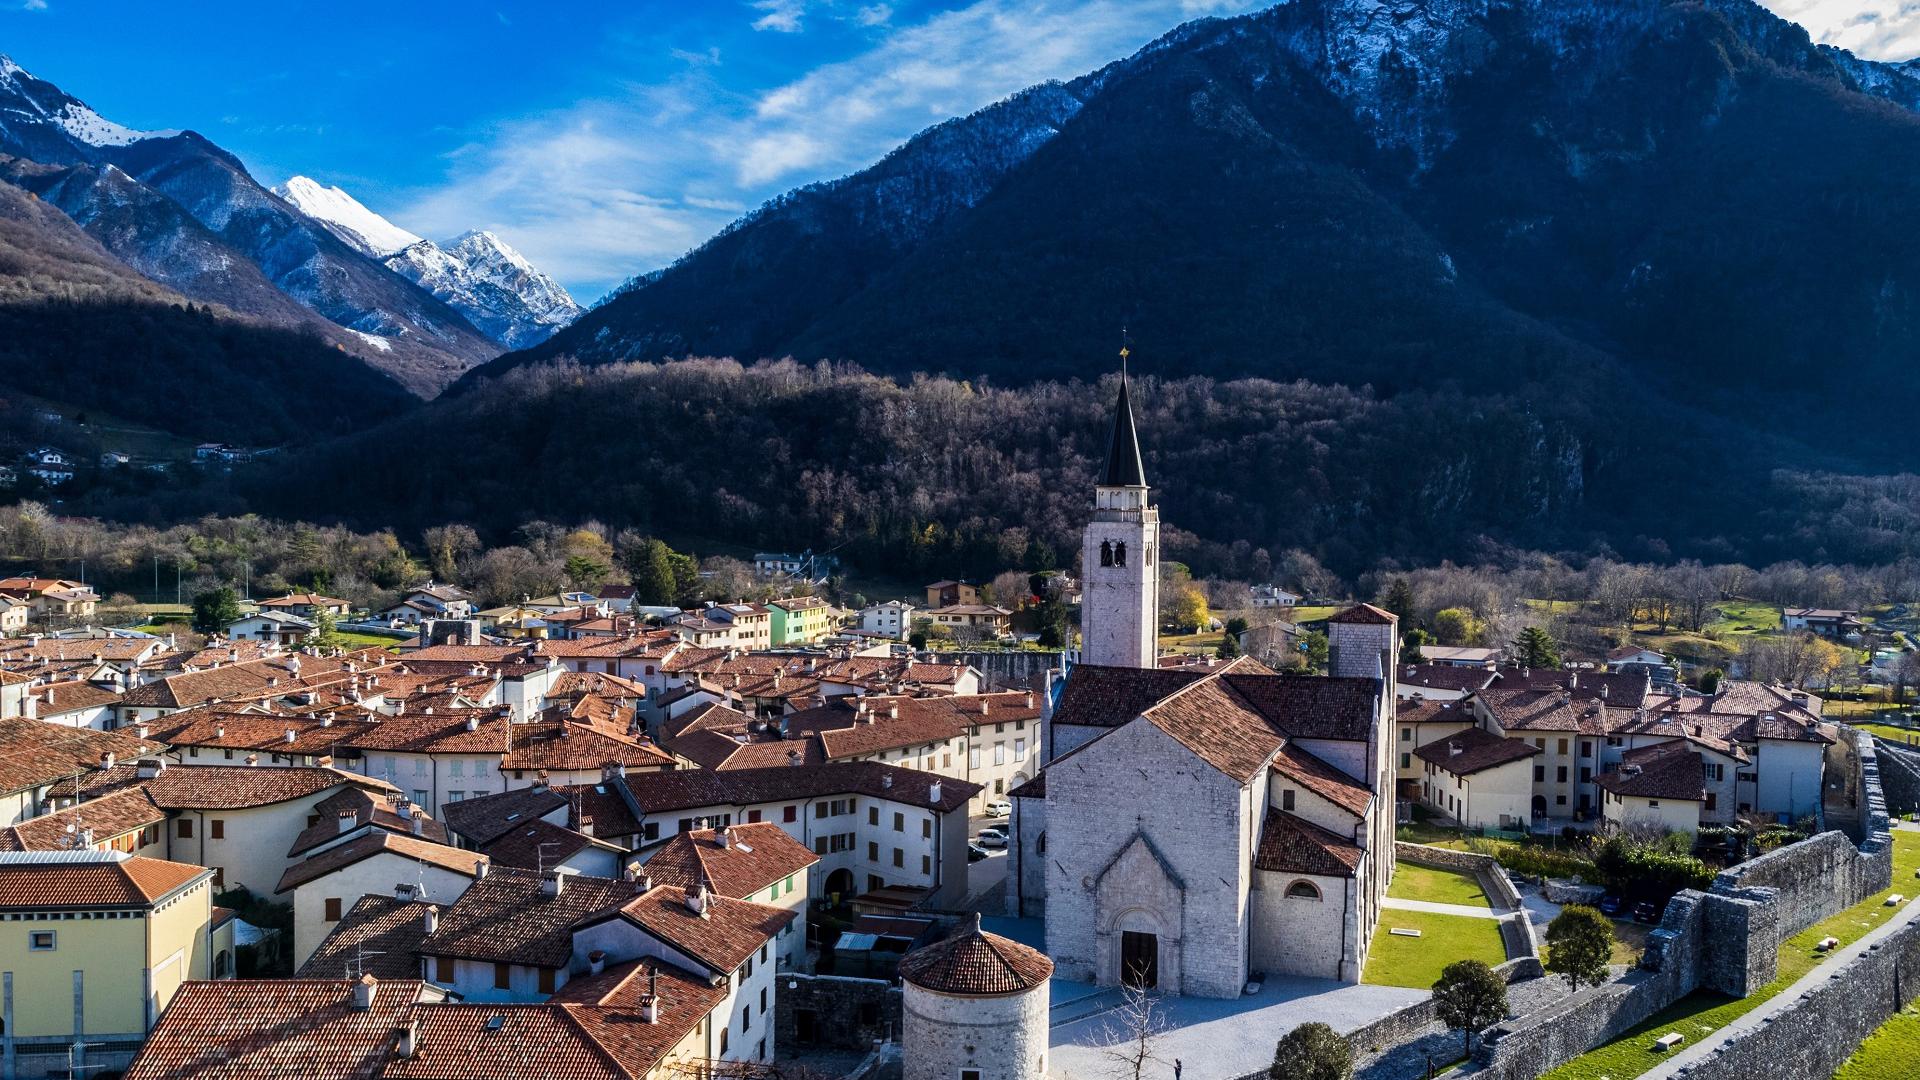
[0,719,158,826]
[227,610,315,646]
[1421,645,1500,668]
[1597,740,1722,835]
[767,596,835,645]
[256,592,350,619]
[856,600,914,640]
[924,580,980,608]
[278,833,488,969]
[924,604,1013,640]
[1250,584,1300,607]
[0,594,29,634]
[1413,726,1540,830]
[0,851,222,1078]
[0,577,98,623]
[1780,607,1865,638]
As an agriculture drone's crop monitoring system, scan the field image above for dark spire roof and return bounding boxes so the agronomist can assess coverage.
[1102,376,1146,488]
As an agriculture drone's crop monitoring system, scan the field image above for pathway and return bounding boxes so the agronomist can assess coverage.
[1381,896,1504,919]
[1638,892,1920,1078]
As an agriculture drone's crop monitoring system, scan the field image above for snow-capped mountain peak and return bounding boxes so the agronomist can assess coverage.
[0,53,176,148]
[273,175,424,258]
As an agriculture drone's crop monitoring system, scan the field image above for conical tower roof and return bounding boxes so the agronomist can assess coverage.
[1102,375,1146,488]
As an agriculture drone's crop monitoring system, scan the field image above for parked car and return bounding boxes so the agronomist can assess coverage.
[1632,901,1659,923]
[1598,894,1622,917]
[985,798,1013,818]
[976,828,1008,849]
[967,843,991,863]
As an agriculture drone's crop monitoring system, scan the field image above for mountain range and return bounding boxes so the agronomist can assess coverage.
[471,0,1920,476]
[0,54,578,406]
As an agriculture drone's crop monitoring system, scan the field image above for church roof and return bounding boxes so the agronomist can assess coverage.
[1101,376,1146,488]
[1328,603,1397,625]
[1254,809,1364,877]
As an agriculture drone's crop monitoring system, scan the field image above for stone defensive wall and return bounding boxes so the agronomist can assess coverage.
[1465,731,1893,1080]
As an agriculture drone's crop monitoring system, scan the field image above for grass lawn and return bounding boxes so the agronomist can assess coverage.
[1855,720,1920,747]
[1157,631,1223,655]
[1610,920,1651,967]
[336,631,406,650]
[1389,863,1492,909]
[1834,1005,1920,1079]
[1703,599,1780,637]
[1543,830,1920,1080]
[1363,910,1506,989]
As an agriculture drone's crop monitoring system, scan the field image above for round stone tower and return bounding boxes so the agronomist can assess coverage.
[899,913,1054,1080]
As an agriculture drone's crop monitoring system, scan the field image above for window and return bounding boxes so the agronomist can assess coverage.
[720,1028,729,1055]
[1556,795,1567,805]
[413,790,429,807]
[325,897,343,921]
[783,805,797,823]
[1400,753,1411,769]
[1705,793,1718,810]
[813,837,828,855]
[1579,768,1591,784]
[1281,789,1295,812]
[1557,739,1568,755]
[495,963,511,990]
[1556,766,1568,783]
[1534,738,1545,749]
[1648,800,1661,808]
[204,818,225,839]
[921,818,932,839]
[644,823,660,842]
[1401,727,1412,742]
[969,748,981,770]
[1607,736,1623,747]
[435,957,453,982]
[1015,739,1026,761]
[1706,763,1724,781]
[1285,880,1321,899]
[1580,741,1592,758]
[1534,766,1545,782]
[962,1071,983,1080]
[448,791,464,803]
[868,806,880,826]
[742,1006,752,1032]
[815,802,828,819]
[177,819,194,839]
[538,967,556,994]
[414,758,427,776]
[922,854,931,875]
[868,841,879,861]
[892,848,904,868]
[893,812,904,832]
[994,744,1006,766]
[29,930,55,950]
[450,760,465,778]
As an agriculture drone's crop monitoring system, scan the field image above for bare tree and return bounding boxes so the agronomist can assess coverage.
[1098,981,1170,1080]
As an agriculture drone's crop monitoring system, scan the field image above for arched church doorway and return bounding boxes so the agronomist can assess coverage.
[1120,930,1158,988]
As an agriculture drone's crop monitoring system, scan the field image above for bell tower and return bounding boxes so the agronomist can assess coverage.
[1080,346,1159,669]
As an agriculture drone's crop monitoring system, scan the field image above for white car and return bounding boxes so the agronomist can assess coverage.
[976,828,1009,849]
[985,798,1013,818]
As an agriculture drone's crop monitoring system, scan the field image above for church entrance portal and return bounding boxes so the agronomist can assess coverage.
[1121,931,1159,988]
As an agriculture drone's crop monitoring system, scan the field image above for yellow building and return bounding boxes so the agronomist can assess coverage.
[768,596,836,645]
[0,850,219,1078]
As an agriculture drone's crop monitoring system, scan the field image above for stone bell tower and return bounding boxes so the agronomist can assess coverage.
[1079,356,1159,669]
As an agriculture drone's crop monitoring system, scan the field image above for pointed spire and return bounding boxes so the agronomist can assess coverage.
[1102,366,1147,489]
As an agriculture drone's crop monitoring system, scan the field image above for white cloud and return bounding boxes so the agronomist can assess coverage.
[1761,1,1920,61]
[396,0,1268,298]
[857,4,893,26]
[751,0,807,33]
[22,0,48,11]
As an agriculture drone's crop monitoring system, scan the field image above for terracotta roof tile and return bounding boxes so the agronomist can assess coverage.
[123,978,429,1080]
[898,915,1051,995]
[297,895,440,980]
[1269,743,1373,815]
[1328,603,1397,625]
[287,787,448,857]
[479,818,621,871]
[591,884,794,974]
[1412,726,1541,775]
[1597,741,1706,802]
[637,823,818,898]
[144,764,395,810]
[440,786,570,846]
[0,718,161,794]
[0,784,164,851]
[276,832,488,894]
[1253,808,1364,877]
[420,867,638,968]
[0,850,210,907]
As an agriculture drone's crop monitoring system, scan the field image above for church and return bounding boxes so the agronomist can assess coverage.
[1009,370,1400,996]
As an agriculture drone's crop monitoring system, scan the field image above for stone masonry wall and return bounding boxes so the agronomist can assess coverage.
[1679,917,1920,1080]
[1874,737,1920,816]
[923,650,1062,692]
[774,973,902,1053]
[1394,842,1522,909]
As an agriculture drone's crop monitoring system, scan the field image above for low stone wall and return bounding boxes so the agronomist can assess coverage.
[773,972,902,1053]
[1231,958,1544,1080]
[1679,917,1920,1080]
[1873,737,1920,817]
[1394,842,1522,910]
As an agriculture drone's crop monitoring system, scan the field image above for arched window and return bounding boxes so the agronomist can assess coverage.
[1114,541,1127,567]
[1037,831,1046,854]
[1099,540,1114,567]
[1285,880,1322,900]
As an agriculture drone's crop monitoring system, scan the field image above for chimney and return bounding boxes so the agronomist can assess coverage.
[474,860,489,880]
[396,882,417,901]
[589,949,607,976]
[882,772,893,789]
[787,749,802,767]
[410,815,424,836]
[285,728,298,744]
[1448,742,1462,757]
[396,1019,419,1059]
[136,758,165,779]
[686,883,710,918]
[980,699,990,716]
[637,967,660,1023]
[136,724,150,739]
[930,781,942,803]
[339,811,357,834]
[465,716,479,732]
[351,973,377,1009]
[888,704,898,719]
[320,715,334,728]
[541,870,565,897]
[97,751,115,771]
[214,725,225,738]
[716,826,731,849]
[579,815,594,837]
[1600,685,1610,701]
[397,800,413,820]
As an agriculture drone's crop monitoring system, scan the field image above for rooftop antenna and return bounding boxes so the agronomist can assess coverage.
[536,841,563,874]
[344,946,386,980]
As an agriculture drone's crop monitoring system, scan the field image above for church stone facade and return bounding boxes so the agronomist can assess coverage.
[1011,376,1398,997]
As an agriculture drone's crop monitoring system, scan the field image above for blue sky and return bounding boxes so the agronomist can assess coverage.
[0,1,1911,299]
